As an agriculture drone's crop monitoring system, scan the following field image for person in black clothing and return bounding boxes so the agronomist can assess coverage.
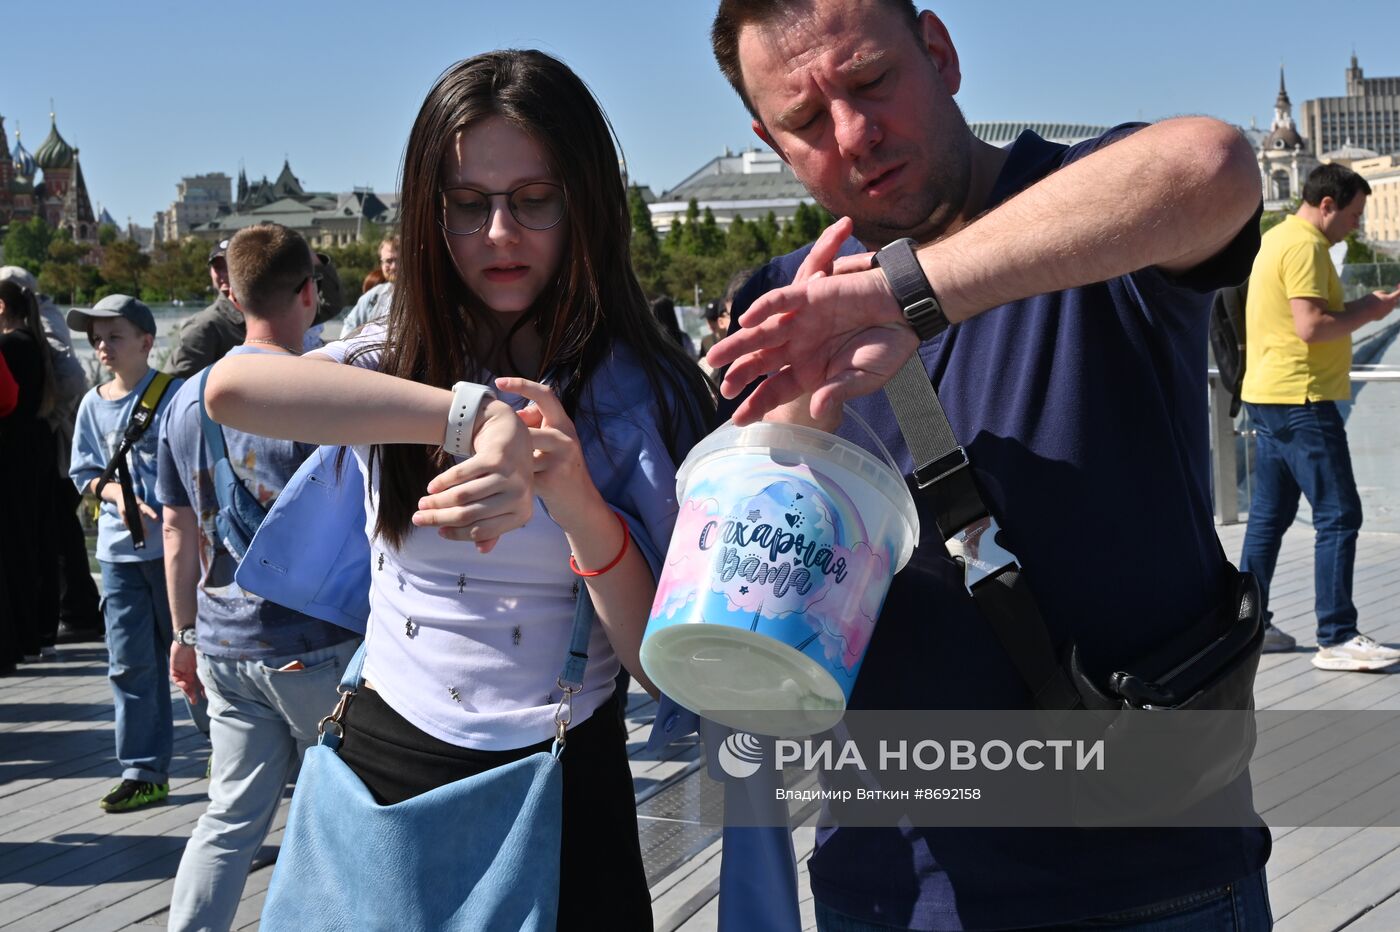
[650,295,697,358]
[0,279,59,670]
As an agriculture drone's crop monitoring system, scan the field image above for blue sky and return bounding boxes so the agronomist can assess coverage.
[4,0,1395,227]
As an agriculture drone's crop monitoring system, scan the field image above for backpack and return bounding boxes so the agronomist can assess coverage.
[198,367,268,560]
[1209,280,1249,418]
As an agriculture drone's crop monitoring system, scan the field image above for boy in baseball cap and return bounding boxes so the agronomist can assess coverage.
[68,294,184,812]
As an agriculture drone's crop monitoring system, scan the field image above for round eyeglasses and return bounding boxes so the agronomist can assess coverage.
[439,183,567,235]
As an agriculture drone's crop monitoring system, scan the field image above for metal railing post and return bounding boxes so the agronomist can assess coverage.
[1209,374,1240,526]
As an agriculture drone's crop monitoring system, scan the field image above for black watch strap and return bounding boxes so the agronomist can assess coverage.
[873,237,949,342]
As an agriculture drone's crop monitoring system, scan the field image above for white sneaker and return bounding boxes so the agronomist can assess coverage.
[1312,635,1400,672]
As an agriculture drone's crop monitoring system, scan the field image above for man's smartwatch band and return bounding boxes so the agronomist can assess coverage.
[873,237,949,342]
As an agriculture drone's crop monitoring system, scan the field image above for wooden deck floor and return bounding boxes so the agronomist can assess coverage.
[3,523,1399,931]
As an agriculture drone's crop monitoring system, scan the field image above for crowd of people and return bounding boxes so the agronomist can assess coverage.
[5,0,1400,929]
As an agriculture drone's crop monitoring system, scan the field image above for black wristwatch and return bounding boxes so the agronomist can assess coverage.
[872,237,949,342]
[173,627,198,647]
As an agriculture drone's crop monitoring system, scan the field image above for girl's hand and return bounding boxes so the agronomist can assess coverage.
[413,399,534,553]
[494,377,602,533]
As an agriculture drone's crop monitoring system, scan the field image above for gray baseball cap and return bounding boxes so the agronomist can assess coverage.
[0,266,37,291]
[66,294,157,336]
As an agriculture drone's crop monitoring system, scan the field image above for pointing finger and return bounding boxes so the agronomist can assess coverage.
[496,377,568,425]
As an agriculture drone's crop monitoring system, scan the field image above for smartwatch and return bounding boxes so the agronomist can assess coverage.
[872,237,949,342]
[443,381,497,458]
[173,627,198,647]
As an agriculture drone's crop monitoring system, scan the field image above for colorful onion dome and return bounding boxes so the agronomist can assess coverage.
[11,132,36,180]
[34,114,75,171]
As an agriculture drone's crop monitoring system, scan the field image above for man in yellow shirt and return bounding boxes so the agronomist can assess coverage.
[1240,163,1400,670]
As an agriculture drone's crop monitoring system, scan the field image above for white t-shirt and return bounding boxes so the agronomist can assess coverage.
[314,327,620,750]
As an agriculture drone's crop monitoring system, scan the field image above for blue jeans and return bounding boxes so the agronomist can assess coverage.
[100,559,174,784]
[814,869,1272,930]
[1239,401,1361,647]
[167,637,359,932]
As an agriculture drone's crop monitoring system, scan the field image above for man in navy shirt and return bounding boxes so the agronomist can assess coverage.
[705,1,1269,929]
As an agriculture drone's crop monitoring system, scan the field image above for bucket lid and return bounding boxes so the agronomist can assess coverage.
[677,421,920,571]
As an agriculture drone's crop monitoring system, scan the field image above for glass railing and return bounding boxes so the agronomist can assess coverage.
[1210,359,1400,530]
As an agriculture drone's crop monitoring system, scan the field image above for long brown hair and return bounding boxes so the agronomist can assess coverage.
[365,50,714,547]
[0,279,56,418]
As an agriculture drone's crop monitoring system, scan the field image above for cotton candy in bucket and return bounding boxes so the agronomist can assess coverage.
[641,421,918,737]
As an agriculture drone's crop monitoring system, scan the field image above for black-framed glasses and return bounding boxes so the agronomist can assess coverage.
[439,182,566,235]
[292,269,324,295]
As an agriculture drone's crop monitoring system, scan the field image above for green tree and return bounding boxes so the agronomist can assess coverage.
[724,215,766,270]
[146,237,214,303]
[39,230,95,302]
[756,211,780,253]
[628,185,667,297]
[1344,231,1378,265]
[669,199,709,256]
[97,223,120,246]
[695,207,725,257]
[319,240,379,303]
[100,240,151,295]
[2,217,53,276]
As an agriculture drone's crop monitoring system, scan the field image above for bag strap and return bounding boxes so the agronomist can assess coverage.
[96,370,176,489]
[197,367,230,473]
[319,584,598,753]
[95,370,176,550]
[882,354,1082,710]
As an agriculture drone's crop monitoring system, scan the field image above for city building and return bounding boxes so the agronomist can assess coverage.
[1258,69,1320,211]
[1350,154,1400,250]
[967,121,1110,147]
[647,147,809,235]
[186,160,397,248]
[1301,55,1400,160]
[153,173,232,243]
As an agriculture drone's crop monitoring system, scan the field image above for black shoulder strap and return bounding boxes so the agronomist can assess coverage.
[95,371,177,550]
[96,371,177,490]
[883,355,1082,710]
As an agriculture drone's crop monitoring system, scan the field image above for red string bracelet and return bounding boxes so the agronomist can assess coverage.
[569,511,631,577]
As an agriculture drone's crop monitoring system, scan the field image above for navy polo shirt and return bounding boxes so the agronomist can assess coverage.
[723,126,1268,930]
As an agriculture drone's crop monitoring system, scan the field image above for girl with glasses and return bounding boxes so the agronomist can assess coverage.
[205,49,714,927]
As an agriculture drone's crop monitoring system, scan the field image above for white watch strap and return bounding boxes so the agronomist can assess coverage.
[444,381,495,458]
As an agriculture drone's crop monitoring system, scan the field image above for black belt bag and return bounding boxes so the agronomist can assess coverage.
[1070,568,1264,713]
[880,356,1262,823]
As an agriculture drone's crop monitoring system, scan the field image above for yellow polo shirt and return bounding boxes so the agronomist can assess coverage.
[1241,214,1351,403]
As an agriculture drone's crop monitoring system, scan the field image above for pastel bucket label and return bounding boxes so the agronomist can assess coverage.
[647,459,897,699]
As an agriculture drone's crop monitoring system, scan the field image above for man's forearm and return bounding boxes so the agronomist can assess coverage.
[162,510,200,632]
[1343,293,1394,326]
[921,117,1260,324]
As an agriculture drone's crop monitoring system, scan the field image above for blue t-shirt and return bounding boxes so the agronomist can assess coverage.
[724,127,1268,930]
[70,368,183,563]
[155,346,355,661]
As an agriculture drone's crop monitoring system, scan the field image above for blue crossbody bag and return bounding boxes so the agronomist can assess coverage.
[261,590,596,930]
[197,367,268,560]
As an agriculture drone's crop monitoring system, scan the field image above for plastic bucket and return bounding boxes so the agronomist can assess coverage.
[641,420,919,737]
